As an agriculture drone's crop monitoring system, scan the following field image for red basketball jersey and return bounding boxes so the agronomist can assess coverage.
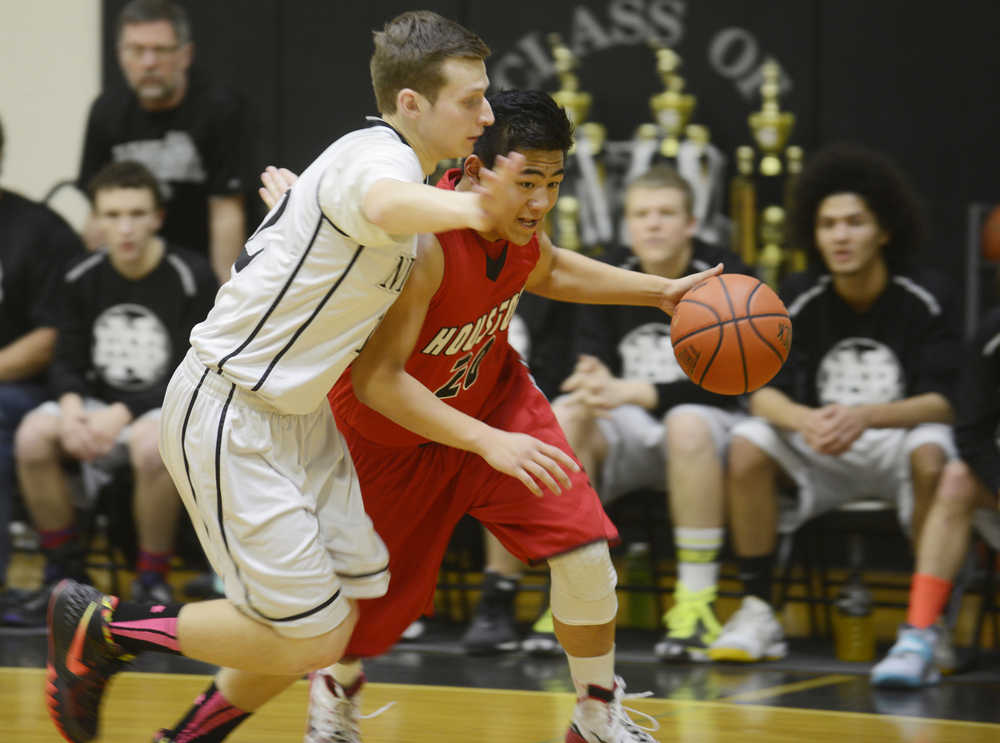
[328,169,541,447]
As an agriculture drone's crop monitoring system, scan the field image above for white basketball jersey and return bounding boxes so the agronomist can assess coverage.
[190,121,423,414]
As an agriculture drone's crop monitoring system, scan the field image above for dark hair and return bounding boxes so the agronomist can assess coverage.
[370,10,490,115]
[790,143,926,271]
[116,0,191,45]
[473,90,573,168]
[625,164,694,216]
[88,160,164,209]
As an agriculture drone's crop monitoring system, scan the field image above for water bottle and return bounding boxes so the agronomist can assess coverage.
[625,542,658,629]
[833,574,875,662]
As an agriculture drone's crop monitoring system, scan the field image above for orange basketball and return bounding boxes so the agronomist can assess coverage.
[671,273,792,395]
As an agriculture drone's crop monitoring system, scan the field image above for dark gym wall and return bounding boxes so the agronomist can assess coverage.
[101,0,1000,281]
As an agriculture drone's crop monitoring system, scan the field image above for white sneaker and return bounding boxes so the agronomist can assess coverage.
[304,672,365,743]
[565,676,659,742]
[870,624,941,688]
[708,596,788,662]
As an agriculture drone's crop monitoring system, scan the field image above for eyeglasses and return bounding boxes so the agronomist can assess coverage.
[119,43,183,60]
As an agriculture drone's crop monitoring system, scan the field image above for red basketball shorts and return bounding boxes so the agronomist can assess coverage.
[340,368,618,658]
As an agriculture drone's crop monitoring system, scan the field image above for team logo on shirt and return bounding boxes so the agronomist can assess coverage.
[421,292,524,399]
[619,322,687,384]
[816,337,904,406]
[92,303,171,390]
[112,131,206,199]
[421,292,523,357]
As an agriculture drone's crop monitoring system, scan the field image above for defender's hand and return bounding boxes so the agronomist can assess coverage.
[258,166,298,210]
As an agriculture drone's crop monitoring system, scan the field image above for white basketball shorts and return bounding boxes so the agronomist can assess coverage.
[731,418,956,532]
[592,402,746,504]
[159,349,389,638]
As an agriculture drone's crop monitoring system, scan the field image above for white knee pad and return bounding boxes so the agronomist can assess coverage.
[548,541,618,626]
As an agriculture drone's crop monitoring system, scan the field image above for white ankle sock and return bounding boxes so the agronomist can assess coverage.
[675,526,723,593]
[566,645,615,699]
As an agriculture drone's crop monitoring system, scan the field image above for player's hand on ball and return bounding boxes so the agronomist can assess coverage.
[258,166,298,210]
[657,262,724,315]
[479,429,579,497]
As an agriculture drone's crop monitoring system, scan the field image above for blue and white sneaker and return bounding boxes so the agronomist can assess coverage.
[870,624,941,688]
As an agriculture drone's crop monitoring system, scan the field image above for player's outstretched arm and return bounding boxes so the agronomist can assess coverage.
[524,232,722,315]
[349,237,578,497]
[362,151,526,236]
[258,153,526,237]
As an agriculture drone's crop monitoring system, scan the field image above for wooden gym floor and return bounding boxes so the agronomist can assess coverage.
[3,622,1000,743]
[4,543,1000,741]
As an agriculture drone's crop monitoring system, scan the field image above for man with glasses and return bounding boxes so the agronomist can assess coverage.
[78,0,248,282]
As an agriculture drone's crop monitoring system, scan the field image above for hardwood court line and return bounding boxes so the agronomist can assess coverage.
[657,696,1000,731]
[716,673,855,703]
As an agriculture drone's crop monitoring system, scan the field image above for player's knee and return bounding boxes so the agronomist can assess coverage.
[14,411,59,463]
[664,408,712,458]
[936,460,979,514]
[548,541,618,626]
[910,442,947,485]
[728,434,772,479]
[129,424,165,475]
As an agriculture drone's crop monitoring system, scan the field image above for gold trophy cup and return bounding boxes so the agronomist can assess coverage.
[649,47,695,159]
[748,60,795,177]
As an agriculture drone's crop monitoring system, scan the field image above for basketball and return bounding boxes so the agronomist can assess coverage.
[671,273,792,395]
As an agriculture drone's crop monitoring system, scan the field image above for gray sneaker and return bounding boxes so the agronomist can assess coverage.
[870,624,941,688]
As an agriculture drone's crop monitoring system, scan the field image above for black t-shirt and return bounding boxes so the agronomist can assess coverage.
[78,72,247,256]
[574,240,750,419]
[955,307,1000,492]
[51,245,217,417]
[771,269,961,408]
[0,190,86,380]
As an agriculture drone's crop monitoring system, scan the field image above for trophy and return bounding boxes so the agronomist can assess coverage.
[784,146,807,272]
[649,47,695,159]
[547,34,611,252]
[730,59,800,281]
[758,205,787,290]
[748,60,795,176]
[555,196,581,252]
[729,146,757,266]
[548,33,591,128]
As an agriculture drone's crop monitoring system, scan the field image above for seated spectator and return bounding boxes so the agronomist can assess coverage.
[714,144,960,662]
[871,306,1000,687]
[0,114,86,593]
[3,160,216,625]
[461,165,750,660]
[78,0,249,281]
